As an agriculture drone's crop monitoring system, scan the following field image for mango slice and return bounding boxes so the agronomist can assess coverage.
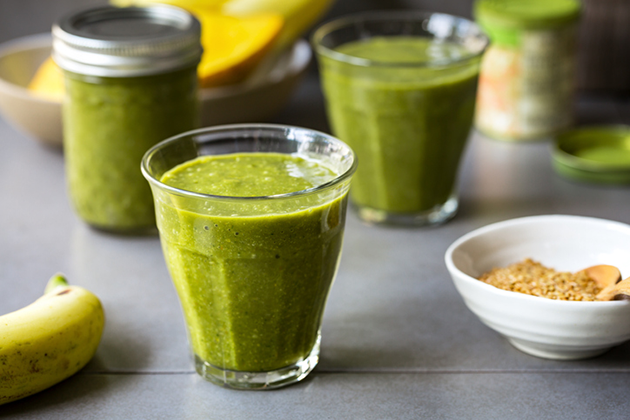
[28,57,64,101]
[27,10,283,97]
[196,12,283,88]
[223,0,334,50]
[112,0,333,51]
[111,0,229,10]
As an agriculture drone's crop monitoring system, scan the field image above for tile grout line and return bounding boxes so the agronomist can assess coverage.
[78,368,630,376]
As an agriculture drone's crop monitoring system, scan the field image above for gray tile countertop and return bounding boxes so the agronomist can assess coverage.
[2,1,630,418]
[3,75,630,418]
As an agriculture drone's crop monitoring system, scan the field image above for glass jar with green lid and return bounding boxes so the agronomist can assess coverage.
[474,0,581,141]
[52,5,202,233]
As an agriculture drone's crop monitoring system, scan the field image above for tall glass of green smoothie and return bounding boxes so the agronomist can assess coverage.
[142,124,356,389]
[313,12,489,226]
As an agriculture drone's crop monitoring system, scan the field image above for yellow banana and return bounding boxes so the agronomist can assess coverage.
[0,274,105,405]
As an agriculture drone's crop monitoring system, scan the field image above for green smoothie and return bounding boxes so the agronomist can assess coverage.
[319,36,481,215]
[63,67,198,231]
[157,153,348,372]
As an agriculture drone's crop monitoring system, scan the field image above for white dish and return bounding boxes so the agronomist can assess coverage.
[445,214,630,360]
[0,33,61,147]
[0,33,311,147]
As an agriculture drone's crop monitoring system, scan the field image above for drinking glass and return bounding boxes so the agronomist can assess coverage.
[141,124,356,389]
[313,12,488,226]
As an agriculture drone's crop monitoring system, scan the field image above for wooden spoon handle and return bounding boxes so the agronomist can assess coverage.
[612,278,630,301]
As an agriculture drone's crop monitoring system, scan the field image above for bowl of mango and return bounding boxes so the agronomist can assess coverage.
[0,0,329,147]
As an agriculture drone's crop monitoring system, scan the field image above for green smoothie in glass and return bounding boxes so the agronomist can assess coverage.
[142,125,356,390]
[313,12,488,226]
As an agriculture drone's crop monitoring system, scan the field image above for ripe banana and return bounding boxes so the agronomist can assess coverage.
[0,274,105,405]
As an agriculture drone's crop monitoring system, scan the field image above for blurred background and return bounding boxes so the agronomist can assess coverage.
[0,0,628,128]
[0,0,476,45]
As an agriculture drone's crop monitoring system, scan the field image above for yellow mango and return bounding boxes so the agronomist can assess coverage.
[29,5,284,96]
[28,57,64,101]
[196,12,283,88]
[111,0,334,51]
[223,0,335,50]
[111,0,228,10]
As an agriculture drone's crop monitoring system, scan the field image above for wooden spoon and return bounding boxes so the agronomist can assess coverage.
[610,277,630,301]
[579,265,622,301]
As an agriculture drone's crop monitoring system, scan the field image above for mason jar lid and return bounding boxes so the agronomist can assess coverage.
[52,5,202,78]
[475,0,581,30]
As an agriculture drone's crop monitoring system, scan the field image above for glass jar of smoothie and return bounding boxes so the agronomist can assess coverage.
[142,124,356,389]
[474,0,581,141]
[313,12,488,226]
[52,6,202,233]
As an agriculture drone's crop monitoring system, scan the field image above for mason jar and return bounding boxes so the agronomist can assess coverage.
[474,0,581,141]
[52,5,202,233]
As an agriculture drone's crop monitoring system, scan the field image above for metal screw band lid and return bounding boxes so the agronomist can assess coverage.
[52,5,202,77]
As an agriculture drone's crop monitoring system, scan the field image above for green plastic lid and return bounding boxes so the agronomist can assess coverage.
[475,0,581,46]
[475,0,581,29]
[552,126,630,185]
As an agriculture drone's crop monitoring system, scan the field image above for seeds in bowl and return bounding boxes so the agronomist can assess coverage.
[478,258,603,301]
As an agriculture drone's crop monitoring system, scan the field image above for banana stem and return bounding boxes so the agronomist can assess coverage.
[44,274,69,294]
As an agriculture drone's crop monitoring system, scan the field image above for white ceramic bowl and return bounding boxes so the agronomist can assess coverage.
[445,215,630,360]
[0,33,61,146]
[0,33,311,147]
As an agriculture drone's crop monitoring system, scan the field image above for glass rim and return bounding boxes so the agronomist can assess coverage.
[141,123,358,202]
[311,10,490,68]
